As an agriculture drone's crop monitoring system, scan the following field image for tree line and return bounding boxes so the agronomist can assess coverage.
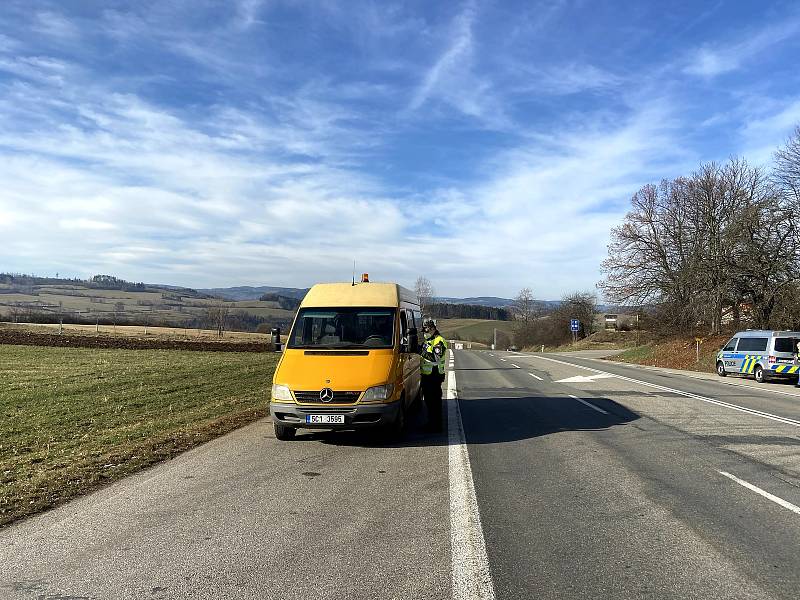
[427,302,510,320]
[600,126,800,334]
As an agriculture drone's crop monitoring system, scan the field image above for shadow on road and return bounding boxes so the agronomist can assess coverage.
[456,395,639,446]
[291,394,640,448]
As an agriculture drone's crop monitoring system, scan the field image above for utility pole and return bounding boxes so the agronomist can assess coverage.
[636,312,640,346]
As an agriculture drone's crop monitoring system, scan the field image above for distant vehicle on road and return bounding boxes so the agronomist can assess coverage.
[716,330,800,383]
[269,276,422,440]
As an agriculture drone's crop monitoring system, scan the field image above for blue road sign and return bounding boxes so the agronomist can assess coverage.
[570,319,580,332]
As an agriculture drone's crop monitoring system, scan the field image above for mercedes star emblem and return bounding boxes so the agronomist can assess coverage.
[319,388,334,403]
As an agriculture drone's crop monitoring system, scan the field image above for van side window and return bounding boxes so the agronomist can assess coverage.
[400,310,408,336]
[407,310,417,331]
[774,338,797,353]
[723,338,738,352]
[737,337,768,352]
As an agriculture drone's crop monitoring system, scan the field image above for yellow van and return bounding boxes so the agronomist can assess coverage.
[269,279,422,440]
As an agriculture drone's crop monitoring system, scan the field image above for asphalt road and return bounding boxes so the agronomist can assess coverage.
[2,350,799,599]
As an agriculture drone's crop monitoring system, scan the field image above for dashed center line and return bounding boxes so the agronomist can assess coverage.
[510,364,520,369]
[499,358,507,362]
[529,373,543,381]
[568,394,609,415]
[719,471,800,516]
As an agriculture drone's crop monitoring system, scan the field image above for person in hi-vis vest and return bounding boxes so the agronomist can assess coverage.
[420,318,448,431]
[796,340,800,388]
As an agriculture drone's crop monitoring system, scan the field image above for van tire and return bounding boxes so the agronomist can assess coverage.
[386,400,406,440]
[716,362,727,377]
[754,365,766,383]
[274,421,296,440]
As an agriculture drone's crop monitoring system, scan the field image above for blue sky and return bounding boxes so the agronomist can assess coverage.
[2,1,800,299]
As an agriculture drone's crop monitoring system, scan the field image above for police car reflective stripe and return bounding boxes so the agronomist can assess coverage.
[741,356,757,374]
[772,364,800,373]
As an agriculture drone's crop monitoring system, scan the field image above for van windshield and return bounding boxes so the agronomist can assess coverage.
[288,307,396,349]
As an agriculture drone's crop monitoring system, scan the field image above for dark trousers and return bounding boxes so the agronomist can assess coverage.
[421,372,445,429]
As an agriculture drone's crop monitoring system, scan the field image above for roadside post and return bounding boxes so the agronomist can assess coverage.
[570,319,580,345]
[271,327,282,352]
[695,337,702,362]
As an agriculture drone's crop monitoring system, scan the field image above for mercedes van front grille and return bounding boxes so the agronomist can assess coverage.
[293,391,361,404]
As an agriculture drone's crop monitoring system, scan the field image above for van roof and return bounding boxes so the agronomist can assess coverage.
[733,330,800,337]
[300,282,418,308]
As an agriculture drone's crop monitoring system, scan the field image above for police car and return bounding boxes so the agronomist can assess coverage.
[716,330,800,383]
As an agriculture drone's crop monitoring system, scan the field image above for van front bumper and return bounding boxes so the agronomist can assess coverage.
[269,401,401,430]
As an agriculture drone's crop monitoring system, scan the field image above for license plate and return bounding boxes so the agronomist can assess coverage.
[306,414,345,424]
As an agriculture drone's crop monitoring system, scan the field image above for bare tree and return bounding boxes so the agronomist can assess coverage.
[600,179,701,330]
[512,287,537,324]
[601,154,800,333]
[774,125,800,203]
[555,292,598,337]
[204,302,231,337]
[414,276,436,314]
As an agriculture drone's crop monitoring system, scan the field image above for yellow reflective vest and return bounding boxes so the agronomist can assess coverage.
[421,334,448,375]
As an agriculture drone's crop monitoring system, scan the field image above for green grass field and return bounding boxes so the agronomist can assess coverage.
[436,318,517,345]
[0,345,277,527]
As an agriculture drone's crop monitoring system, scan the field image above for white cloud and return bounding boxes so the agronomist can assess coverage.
[33,10,80,40]
[409,2,475,111]
[738,98,800,165]
[59,219,117,231]
[684,18,800,77]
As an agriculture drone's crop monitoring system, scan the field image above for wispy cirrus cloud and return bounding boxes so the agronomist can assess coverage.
[2,1,800,298]
[683,16,800,77]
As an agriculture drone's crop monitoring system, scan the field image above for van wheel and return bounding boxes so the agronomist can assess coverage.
[386,400,406,440]
[274,421,296,440]
[754,365,766,383]
[716,362,727,377]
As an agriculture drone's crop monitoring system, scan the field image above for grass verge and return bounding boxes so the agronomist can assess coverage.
[608,335,728,373]
[0,345,277,527]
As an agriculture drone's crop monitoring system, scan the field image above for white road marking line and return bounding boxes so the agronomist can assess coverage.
[447,353,496,600]
[718,471,800,516]
[510,363,520,369]
[575,356,800,401]
[499,358,506,362]
[529,373,543,381]
[555,373,614,383]
[529,355,800,428]
[568,394,609,414]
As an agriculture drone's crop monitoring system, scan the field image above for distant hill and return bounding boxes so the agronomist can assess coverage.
[435,296,515,308]
[0,274,295,332]
[435,296,569,310]
[199,286,309,301]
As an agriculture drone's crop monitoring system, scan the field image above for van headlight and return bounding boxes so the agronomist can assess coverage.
[361,384,394,402]
[271,384,292,402]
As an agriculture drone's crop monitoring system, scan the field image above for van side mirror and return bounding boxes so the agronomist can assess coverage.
[407,327,420,353]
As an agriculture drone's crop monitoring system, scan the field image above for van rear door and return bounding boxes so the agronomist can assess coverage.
[773,336,798,363]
